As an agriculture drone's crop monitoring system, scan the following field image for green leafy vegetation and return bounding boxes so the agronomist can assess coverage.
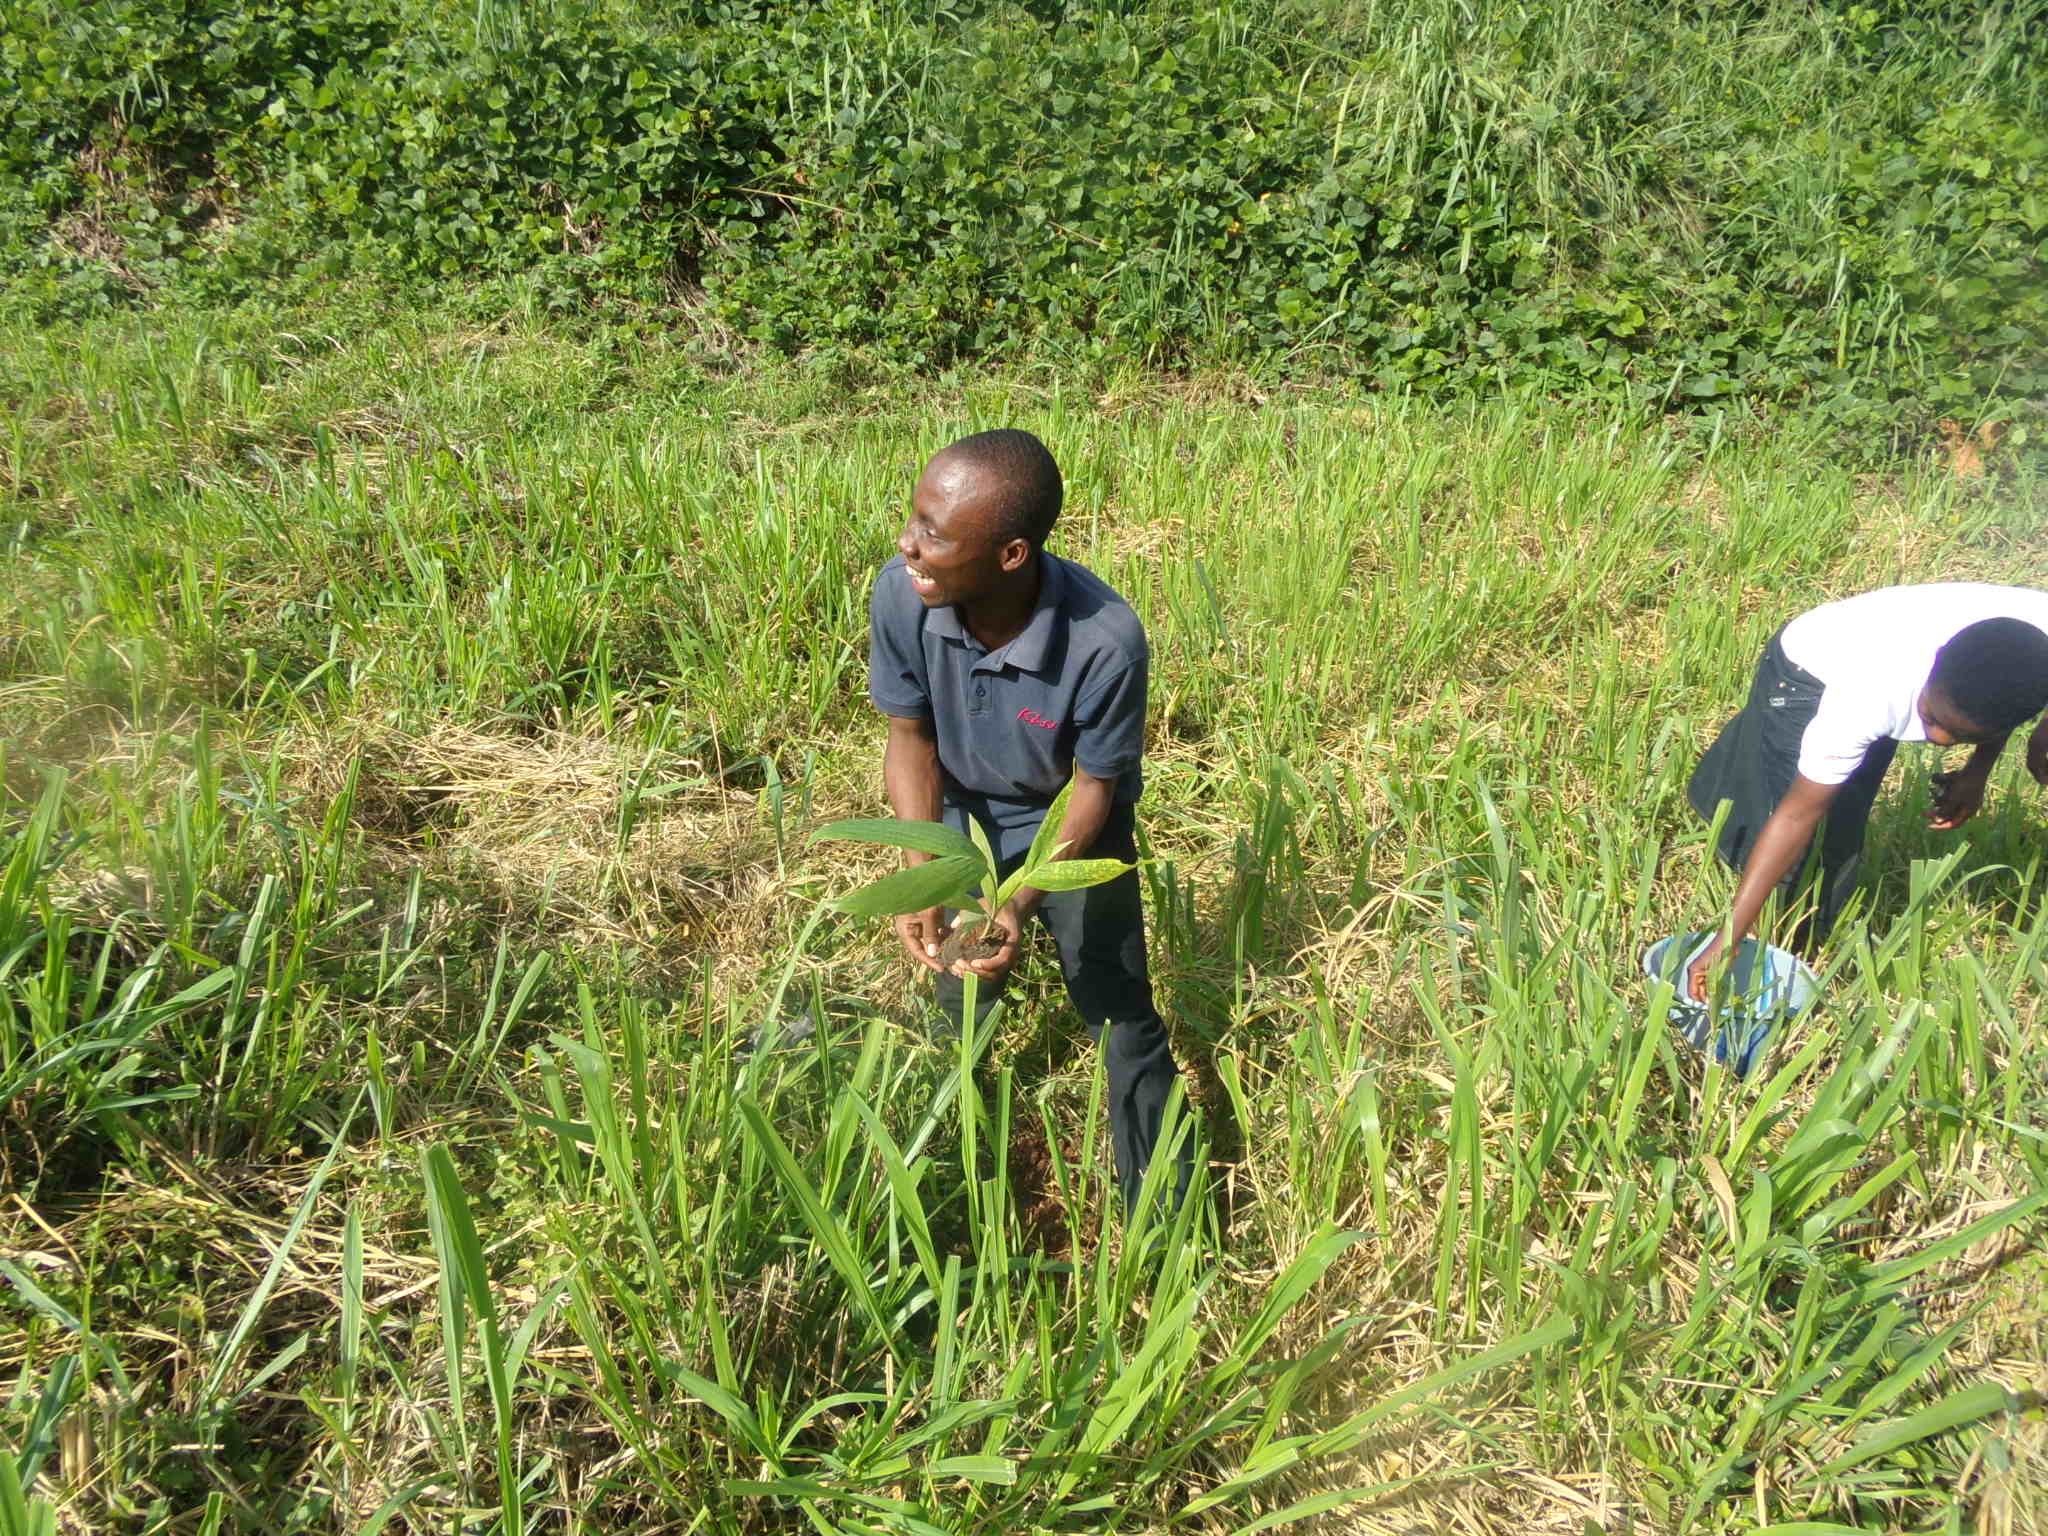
[1,305,2044,1532]
[3,0,2045,452]
[815,778,1136,930]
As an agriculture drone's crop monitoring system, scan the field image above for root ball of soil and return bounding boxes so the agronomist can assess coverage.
[939,924,1004,968]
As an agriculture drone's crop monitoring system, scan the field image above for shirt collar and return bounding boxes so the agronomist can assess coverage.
[928,553,1066,673]
[995,553,1065,673]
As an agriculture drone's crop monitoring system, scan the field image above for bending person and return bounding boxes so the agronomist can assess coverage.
[1686,582,2048,1003]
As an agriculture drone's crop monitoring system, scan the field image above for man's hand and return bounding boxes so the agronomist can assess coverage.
[950,900,1022,988]
[1686,934,1724,1005]
[894,906,949,974]
[1927,765,1990,830]
[881,714,948,972]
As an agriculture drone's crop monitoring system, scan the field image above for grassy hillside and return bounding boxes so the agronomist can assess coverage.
[4,0,2046,451]
[1,303,2044,1533]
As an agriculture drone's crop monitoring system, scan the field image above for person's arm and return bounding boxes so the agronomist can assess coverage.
[1009,762,1116,920]
[1688,773,1839,1003]
[883,713,949,973]
[952,763,1118,983]
[1929,732,2009,829]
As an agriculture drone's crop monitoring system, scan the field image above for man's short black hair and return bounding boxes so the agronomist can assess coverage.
[1929,617,2048,735]
[941,428,1063,548]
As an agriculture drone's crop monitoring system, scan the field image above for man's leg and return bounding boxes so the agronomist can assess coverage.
[1035,812,1192,1217]
[1690,629,1843,943]
[1690,631,1820,878]
[1808,737,1899,941]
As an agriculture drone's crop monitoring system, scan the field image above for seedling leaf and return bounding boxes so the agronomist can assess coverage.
[1022,778,1078,870]
[829,856,983,918]
[811,817,980,862]
[1011,857,1134,895]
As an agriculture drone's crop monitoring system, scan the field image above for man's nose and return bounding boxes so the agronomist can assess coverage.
[896,525,917,556]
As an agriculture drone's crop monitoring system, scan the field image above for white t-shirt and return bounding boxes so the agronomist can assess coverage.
[1779,582,2048,785]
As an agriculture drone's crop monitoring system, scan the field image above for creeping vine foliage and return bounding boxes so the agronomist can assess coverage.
[2,0,2044,453]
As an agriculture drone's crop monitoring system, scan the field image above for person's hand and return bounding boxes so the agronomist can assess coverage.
[2028,719,2048,786]
[1686,934,1724,1006]
[894,906,949,974]
[951,901,1022,988]
[1927,766,1988,830]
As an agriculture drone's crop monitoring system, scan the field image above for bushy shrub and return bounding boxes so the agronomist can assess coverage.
[0,0,393,303]
[0,0,793,307]
[2,0,2042,453]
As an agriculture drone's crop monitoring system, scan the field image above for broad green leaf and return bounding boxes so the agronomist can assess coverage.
[421,1144,523,1535]
[352,1481,433,1536]
[849,1096,942,1291]
[1208,1227,1366,1384]
[1819,1382,2013,1476]
[928,1455,1018,1484]
[885,1397,1014,1458]
[0,1456,56,1536]
[0,1260,134,1401]
[810,817,980,862]
[1182,1436,1308,1516]
[1301,1313,1575,1456]
[14,1356,76,1492]
[1863,1187,2047,1291]
[735,1097,893,1345]
[1056,1283,1207,1495]
[1021,778,1078,871]
[1760,1305,1903,1419]
[829,855,982,918]
[1006,857,1133,896]
[660,1362,767,1449]
[1226,1473,1444,1535]
[964,814,998,886]
[203,1091,360,1406]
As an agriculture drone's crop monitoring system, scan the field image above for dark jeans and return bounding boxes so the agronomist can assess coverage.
[932,802,1190,1217]
[1688,628,1898,944]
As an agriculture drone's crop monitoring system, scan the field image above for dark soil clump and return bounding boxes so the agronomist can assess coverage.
[1008,1120,1071,1258]
[938,923,1004,968]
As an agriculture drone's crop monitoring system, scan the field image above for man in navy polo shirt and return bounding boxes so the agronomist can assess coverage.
[867,428,1191,1217]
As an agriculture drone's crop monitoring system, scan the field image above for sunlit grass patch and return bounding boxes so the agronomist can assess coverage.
[2,305,2045,1534]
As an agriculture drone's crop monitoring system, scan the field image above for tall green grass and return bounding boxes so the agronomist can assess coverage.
[0,307,2043,1532]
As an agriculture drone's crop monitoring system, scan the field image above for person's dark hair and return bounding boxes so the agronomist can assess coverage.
[1929,617,2048,734]
[941,428,1063,548]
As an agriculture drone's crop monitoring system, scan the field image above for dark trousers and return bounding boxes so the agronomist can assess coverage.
[1688,628,1898,943]
[933,802,1190,1217]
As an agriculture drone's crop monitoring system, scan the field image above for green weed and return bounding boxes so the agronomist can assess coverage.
[0,308,2043,1532]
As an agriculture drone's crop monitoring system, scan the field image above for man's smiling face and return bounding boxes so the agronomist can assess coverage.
[898,454,1022,610]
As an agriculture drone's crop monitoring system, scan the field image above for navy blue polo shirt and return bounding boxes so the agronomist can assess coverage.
[869,551,1147,847]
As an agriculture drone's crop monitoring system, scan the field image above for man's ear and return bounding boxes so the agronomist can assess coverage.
[998,538,1033,573]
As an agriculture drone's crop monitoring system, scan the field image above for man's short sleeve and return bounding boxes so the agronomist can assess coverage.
[1797,687,1889,785]
[868,564,931,718]
[1071,641,1146,782]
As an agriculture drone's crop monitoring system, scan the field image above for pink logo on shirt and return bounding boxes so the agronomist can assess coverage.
[1017,708,1059,730]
